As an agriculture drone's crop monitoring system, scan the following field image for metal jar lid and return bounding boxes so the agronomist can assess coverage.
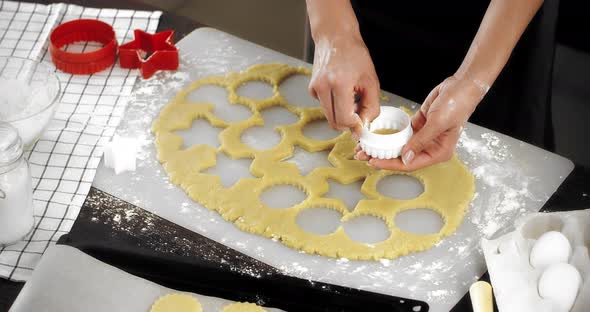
[0,122,23,166]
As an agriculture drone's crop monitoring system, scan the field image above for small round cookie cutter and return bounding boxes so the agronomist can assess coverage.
[359,106,413,159]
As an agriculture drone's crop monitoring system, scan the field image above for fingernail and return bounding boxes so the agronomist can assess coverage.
[402,150,415,166]
[353,153,359,160]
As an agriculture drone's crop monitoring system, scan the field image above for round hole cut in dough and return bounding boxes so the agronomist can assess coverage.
[150,294,202,312]
[529,231,572,269]
[343,215,391,244]
[278,74,319,108]
[296,207,342,235]
[377,174,424,200]
[152,63,475,260]
[260,184,307,209]
[241,126,282,151]
[394,208,444,235]
[221,302,267,312]
[302,119,340,141]
[187,85,252,123]
[236,80,274,100]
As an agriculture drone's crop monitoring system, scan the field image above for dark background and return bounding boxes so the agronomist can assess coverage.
[552,1,590,170]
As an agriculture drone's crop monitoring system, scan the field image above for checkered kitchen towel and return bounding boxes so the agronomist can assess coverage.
[0,1,161,281]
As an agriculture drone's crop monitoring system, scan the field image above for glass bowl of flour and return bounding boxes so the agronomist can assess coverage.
[0,57,60,148]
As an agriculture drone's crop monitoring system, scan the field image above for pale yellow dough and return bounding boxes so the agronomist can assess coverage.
[150,294,202,312]
[152,63,475,260]
[372,128,400,135]
[221,302,266,312]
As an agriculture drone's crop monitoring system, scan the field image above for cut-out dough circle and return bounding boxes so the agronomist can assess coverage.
[221,302,267,312]
[152,63,475,260]
[150,294,202,312]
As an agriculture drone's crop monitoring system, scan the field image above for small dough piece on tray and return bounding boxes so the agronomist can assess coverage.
[150,293,203,312]
[221,302,267,312]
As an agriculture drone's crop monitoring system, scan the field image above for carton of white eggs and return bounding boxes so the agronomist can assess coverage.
[482,209,589,312]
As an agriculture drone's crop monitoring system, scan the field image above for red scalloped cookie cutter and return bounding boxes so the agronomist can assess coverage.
[49,19,118,75]
[119,29,179,79]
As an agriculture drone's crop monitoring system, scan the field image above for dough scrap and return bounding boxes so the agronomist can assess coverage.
[152,63,475,260]
[150,294,202,312]
[221,302,266,312]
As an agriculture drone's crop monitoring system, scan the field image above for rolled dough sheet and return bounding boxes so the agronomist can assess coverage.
[152,63,475,260]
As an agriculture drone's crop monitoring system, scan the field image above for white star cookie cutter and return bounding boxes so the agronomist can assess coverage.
[359,106,413,159]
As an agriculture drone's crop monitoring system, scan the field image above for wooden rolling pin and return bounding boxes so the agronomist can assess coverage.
[470,281,494,312]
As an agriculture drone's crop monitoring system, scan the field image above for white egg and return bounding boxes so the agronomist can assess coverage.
[538,263,582,312]
[529,231,571,269]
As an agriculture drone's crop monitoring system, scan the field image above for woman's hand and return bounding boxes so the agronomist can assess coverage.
[355,75,489,171]
[308,0,543,171]
[305,0,380,139]
[309,35,381,138]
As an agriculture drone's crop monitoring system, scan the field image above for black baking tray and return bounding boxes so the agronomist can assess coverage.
[57,187,429,312]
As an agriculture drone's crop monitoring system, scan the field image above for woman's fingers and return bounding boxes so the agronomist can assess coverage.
[421,82,441,114]
[411,110,427,133]
[369,143,444,171]
[369,127,460,171]
[332,81,360,131]
[400,117,445,165]
[355,75,483,171]
[357,77,381,125]
[312,82,337,128]
[354,150,371,161]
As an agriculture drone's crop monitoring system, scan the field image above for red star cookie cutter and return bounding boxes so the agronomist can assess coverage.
[119,29,179,79]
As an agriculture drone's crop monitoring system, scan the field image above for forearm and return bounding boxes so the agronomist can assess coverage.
[455,0,544,90]
[305,0,361,42]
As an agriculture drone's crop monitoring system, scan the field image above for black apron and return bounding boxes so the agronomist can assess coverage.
[350,1,559,150]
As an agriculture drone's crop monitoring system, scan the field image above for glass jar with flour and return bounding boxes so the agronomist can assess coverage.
[0,122,34,246]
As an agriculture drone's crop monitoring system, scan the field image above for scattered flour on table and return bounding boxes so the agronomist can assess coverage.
[458,130,537,238]
[119,69,191,164]
[87,189,271,280]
